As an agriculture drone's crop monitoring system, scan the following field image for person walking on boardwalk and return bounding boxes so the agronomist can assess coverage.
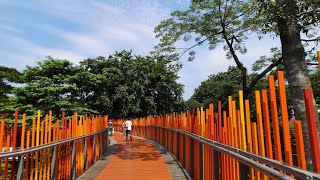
[124,119,132,141]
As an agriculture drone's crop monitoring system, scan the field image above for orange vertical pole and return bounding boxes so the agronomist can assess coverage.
[0,120,4,150]
[11,108,19,180]
[303,88,320,173]
[34,110,41,180]
[239,91,246,151]
[245,100,254,180]
[25,131,30,180]
[293,120,306,170]
[268,75,282,162]
[21,114,26,149]
[277,71,293,165]
[39,121,44,180]
[20,114,26,179]
[30,118,36,180]
[4,135,10,180]
[255,91,265,156]
[251,123,260,180]
[43,115,48,180]
[261,90,273,159]
[255,91,266,180]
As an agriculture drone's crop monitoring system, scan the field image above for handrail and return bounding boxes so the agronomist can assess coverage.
[133,124,320,180]
[0,128,109,159]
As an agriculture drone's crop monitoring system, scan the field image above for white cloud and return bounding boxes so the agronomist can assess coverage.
[0,0,284,100]
[1,35,86,64]
[0,24,21,33]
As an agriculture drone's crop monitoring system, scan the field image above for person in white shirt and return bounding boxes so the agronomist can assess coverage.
[124,119,133,141]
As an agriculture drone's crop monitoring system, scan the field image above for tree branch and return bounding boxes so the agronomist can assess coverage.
[177,31,223,59]
[247,57,283,92]
[301,37,320,42]
[306,62,319,66]
[221,27,244,70]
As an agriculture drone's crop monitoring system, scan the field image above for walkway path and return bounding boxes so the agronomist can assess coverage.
[79,133,186,180]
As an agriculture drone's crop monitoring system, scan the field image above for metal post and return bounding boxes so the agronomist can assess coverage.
[171,129,174,153]
[199,142,203,180]
[183,134,186,168]
[190,138,194,178]
[93,135,96,163]
[239,162,249,180]
[158,126,161,144]
[177,132,180,162]
[106,130,109,154]
[84,137,88,170]
[17,155,24,180]
[96,134,100,158]
[71,141,76,180]
[214,149,219,180]
[144,126,147,139]
[166,128,169,150]
[154,126,156,141]
[162,127,165,146]
[51,146,57,180]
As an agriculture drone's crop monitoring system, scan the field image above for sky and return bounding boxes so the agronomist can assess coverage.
[0,0,282,100]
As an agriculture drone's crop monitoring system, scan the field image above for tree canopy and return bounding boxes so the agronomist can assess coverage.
[0,51,185,122]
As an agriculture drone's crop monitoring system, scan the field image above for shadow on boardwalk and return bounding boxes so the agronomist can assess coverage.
[114,139,164,161]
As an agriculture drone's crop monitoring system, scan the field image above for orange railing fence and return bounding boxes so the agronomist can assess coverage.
[0,110,109,180]
[113,71,320,180]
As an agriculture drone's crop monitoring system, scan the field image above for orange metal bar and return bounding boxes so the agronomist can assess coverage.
[21,114,26,149]
[268,75,282,162]
[245,100,254,180]
[39,121,44,180]
[30,118,36,180]
[261,90,273,159]
[4,135,10,180]
[303,88,320,173]
[0,120,5,153]
[251,123,259,180]
[293,120,306,170]
[239,90,246,151]
[11,108,19,179]
[25,131,30,180]
[277,71,293,165]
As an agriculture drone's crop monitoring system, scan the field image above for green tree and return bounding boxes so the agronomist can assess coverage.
[77,50,185,118]
[154,0,282,99]
[13,57,97,120]
[0,66,24,101]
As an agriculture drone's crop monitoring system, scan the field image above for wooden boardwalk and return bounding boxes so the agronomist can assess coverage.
[95,133,172,180]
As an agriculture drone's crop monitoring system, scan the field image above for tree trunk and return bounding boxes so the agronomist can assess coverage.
[277,0,320,170]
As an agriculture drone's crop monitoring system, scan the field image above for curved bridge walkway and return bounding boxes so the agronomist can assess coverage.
[78,133,187,180]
